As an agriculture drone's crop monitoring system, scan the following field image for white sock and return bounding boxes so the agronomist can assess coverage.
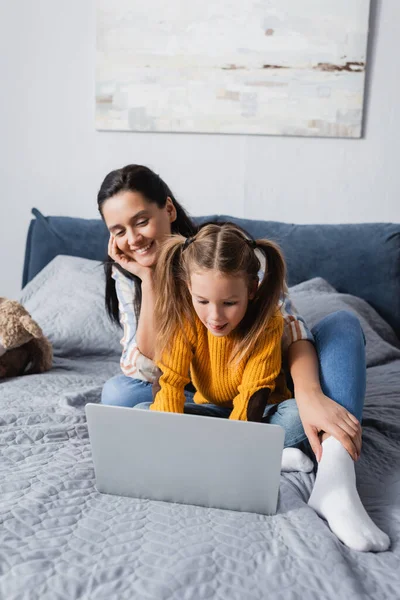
[308,437,390,552]
[281,447,314,473]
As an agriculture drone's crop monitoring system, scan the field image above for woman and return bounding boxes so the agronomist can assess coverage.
[97,163,389,553]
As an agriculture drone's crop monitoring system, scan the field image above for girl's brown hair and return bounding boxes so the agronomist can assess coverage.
[154,222,286,363]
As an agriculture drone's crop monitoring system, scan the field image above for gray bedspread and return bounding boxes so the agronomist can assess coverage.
[1,260,399,599]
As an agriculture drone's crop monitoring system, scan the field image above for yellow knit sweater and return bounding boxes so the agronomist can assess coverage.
[151,312,291,421]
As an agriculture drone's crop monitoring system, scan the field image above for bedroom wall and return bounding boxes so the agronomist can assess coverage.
[0,0,399,300]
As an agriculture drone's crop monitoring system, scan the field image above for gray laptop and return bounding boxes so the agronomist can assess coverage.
[85,403,284,515]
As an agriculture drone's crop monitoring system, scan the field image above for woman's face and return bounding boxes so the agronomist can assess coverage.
[102,191,177,267]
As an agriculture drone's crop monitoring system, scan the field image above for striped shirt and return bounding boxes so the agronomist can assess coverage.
[112,267,314,382]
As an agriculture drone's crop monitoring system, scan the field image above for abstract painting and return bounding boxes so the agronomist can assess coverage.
[96,0,371,137]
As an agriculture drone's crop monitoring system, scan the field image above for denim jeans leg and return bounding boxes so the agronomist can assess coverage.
[312,310,366,422]
[263,399,308,448]
[183,400,232,418]
[101,375,153,407]
[134,390,197,411]
[135,394,232,418]
[134,402,155,410]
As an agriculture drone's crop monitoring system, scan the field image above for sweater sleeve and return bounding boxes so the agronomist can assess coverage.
[112,267,159,382]
[229,313,284,421]
[151,327,194,413]
[280,293,314,353]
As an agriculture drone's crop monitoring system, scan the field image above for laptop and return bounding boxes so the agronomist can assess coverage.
[85,403,284,515]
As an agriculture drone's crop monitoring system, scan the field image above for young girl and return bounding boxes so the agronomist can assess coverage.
[149,223,291,423]
[134,222,390,554]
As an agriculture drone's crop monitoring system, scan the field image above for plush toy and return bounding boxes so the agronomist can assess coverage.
[0,297,53,379]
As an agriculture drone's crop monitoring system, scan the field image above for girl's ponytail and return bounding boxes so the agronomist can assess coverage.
[233,238,286,363]
[154,236,194,362]
[254,239,286,316]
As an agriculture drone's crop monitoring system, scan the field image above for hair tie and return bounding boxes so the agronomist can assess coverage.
[183,237,195,251]
[246,238,257,250]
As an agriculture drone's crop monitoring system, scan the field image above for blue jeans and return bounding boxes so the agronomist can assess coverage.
[101,311,366,448]
[134,396,306,448]
[100,378,196,407]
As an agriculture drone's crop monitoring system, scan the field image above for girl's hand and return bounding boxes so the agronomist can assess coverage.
[296,388,362,463]
[108,235,153,282]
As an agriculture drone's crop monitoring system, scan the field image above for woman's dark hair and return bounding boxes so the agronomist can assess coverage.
[97,164,196,325]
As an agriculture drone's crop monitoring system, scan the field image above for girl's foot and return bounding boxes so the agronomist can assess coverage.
[308,437,390,552]
[281,447,314,472]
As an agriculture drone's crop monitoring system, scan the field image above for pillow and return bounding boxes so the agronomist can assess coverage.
[22,208,110,288]
[20,255,122,358]
[289,278,400,368]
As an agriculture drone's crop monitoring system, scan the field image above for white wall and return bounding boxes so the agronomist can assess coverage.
[1,0,399,300]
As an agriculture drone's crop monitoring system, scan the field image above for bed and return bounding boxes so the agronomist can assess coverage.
[1,209,399,599]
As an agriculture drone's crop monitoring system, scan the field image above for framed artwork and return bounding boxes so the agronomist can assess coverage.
[96,0,371,138]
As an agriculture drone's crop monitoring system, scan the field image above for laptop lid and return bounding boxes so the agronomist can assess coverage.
[86,403,284,515]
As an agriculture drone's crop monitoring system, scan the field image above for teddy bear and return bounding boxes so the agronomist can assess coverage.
[0,297,53,379]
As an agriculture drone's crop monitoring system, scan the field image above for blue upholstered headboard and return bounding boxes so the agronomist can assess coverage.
[23,208,400,337]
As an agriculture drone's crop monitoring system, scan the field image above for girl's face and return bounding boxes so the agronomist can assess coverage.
[189,269,257,337]
[102,191,177,267]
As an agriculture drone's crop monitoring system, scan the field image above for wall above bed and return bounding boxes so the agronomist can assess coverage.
[1,0,400,300]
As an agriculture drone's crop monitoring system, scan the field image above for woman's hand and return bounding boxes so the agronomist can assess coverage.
[296,388,362,463]
[108,235,153,282]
